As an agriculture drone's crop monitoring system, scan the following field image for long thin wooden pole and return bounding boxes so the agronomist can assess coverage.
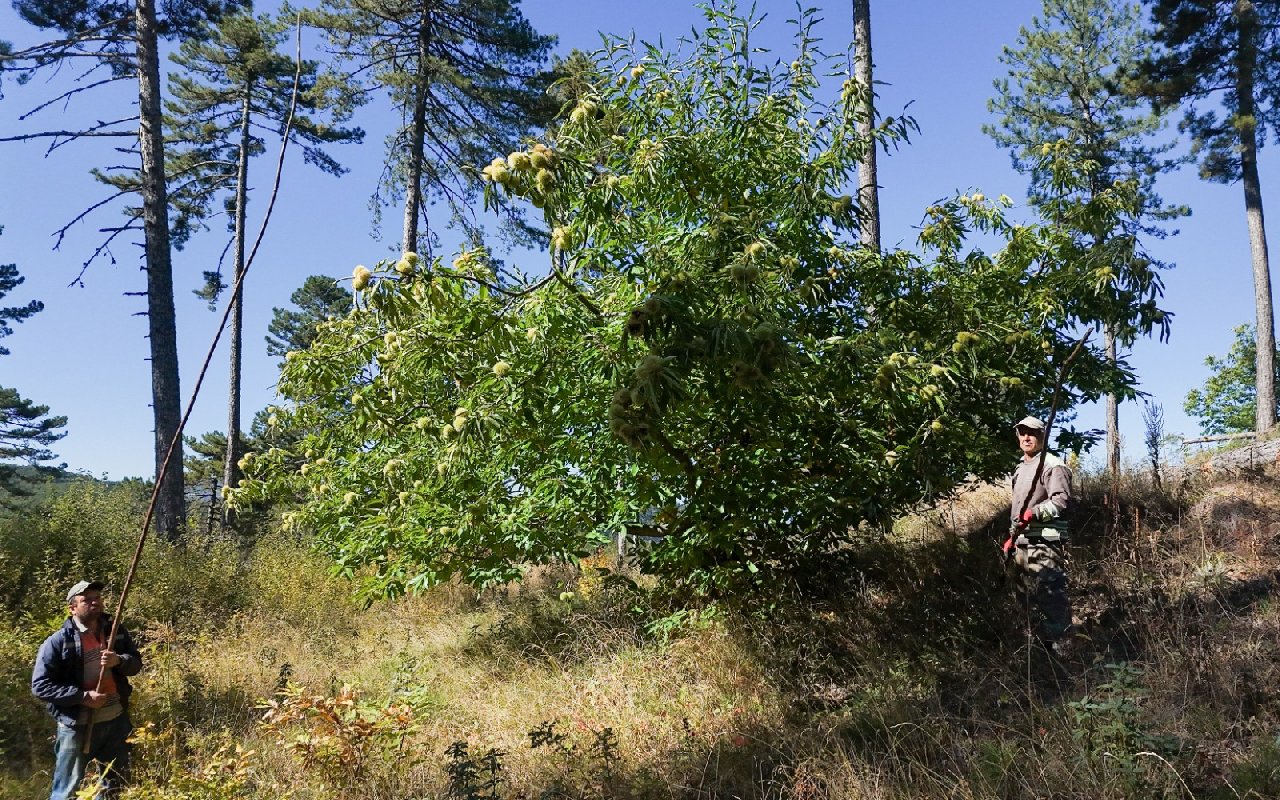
[81,17,305,755]
[1015,328,1094,523]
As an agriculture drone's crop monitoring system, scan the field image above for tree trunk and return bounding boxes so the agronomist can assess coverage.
[136,0,185,539]
[401,12,430,255]
[1105,324,1120,476]
[852,0,880,252]
[1237,3,1276,434]
[222,89,253,521]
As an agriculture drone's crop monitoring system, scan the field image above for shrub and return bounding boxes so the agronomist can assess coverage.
[121,534,245,631]
[258,682,418,792]
[0,623,48,769]
[241,529,359,628]
[0,480,147,617]
[120,723,256,800]
[1068,662,1179,794]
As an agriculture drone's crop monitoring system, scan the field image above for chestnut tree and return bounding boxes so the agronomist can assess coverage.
[233,7,1167,602]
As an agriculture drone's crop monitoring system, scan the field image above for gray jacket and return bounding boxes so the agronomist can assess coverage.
[1010,451,1072,540]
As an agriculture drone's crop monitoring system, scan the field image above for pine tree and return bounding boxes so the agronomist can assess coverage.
[159,11,363,501]
[266,275,352,363]
[1137,0,1280,435]
[308,0,556,255]
[0,226,67,505]
[6,0,250,537]
[987,0,1185,475]
[183,408,281,534]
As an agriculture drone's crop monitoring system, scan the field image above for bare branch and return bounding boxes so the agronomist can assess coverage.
[18,76,128,120]
[0,129,135,143]
[52,188,134,250]
[68,223,138,286]
[1,15,132,61]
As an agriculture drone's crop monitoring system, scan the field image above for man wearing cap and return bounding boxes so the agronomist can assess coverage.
[1006,416,1074,653]
[31,580,143,800]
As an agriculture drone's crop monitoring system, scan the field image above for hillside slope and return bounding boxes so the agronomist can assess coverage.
[4,460,1280,799]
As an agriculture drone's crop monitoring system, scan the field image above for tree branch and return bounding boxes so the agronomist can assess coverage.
[0,129,135,142]
[550,250,603,319]
[18,76,128,120]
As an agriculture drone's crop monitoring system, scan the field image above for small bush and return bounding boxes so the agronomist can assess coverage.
[125,533,247,630]
[0,480,147,617]
[1068,662,1180,795]
[1222,740,1280,800]
[258,682,419,792]
[121,724,256,800]
[241,529,359,628]
[444,740,505,800]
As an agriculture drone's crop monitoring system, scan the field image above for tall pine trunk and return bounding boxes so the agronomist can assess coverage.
[222,89,253,520]
[853,0,880,251]
[136,0,185,539]
[401,13,430,255]
[1237,2,1276,434]
[1105,325,1120,475]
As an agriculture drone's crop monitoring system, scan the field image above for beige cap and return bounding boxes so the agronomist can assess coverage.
[1014,416,1046,432]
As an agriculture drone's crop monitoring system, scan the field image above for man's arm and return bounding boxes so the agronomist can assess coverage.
[31,636,83,708]
[1033,464,1071,519]
[107,626,143,677]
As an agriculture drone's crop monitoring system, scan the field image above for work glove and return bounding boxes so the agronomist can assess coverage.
[1001,535,1016,561]
[1015,507,1035,531]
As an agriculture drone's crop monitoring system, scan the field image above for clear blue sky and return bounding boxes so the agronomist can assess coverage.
[0,0,1271,479]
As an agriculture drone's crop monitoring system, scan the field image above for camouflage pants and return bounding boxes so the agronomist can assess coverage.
[1012,536,1072,642]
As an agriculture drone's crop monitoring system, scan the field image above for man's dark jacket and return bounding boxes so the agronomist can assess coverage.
[31,615,143,729]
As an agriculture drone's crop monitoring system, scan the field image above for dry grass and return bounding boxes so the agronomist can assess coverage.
[133,586,796,799]
[892,479,1011,543]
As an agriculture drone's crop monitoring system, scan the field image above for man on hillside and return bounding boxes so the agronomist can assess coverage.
[31,580,143,800]
[1005,416,1075,655]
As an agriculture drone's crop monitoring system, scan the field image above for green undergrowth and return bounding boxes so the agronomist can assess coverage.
[4,474,1280,798]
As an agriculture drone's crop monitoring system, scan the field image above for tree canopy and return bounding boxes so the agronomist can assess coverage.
[1135,0,1280,434]
[166,11,365,256]
[1184,323,1270,436]
[266,275,354,363]
[987,0,1185,474]
[1139,0,1280,185]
